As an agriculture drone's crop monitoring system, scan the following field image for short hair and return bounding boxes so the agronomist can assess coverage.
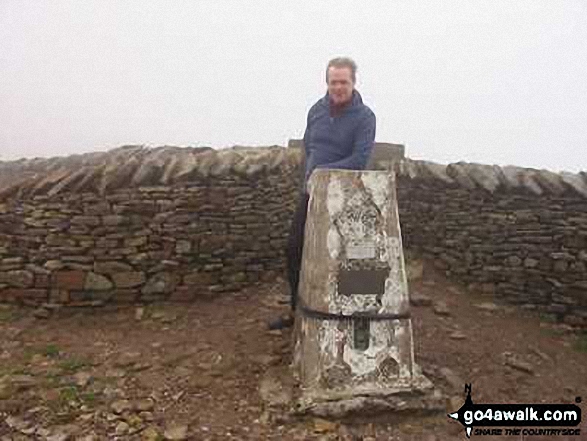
[326,57,357,83]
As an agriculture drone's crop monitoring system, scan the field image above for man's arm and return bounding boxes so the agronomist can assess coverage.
[315,111,376,170]
[301,121,309,181]
[302,108,315,184]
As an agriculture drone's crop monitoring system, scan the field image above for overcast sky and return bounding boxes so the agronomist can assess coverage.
[1,1,585,172]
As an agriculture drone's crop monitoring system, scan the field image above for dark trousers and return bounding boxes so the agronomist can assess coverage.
[286,192,310,311]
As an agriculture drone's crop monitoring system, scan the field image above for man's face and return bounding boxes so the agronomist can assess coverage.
[327,66,354,106]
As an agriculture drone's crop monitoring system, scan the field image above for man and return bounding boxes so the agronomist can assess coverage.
[269,56,376,330]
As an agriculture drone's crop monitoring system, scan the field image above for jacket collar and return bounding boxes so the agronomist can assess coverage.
[320,89,363,112]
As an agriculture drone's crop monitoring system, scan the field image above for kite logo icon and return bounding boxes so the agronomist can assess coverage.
[448,383,476,438]
[448,384,581,438]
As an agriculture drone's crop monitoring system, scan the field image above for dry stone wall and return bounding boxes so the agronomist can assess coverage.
[0,145,586,326]
[0,145,303,306]
[396,160,587,326]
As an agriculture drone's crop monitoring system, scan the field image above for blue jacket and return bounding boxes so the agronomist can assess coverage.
[302,90,376,192]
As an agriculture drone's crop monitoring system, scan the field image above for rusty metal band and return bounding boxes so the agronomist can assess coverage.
[297,298,411,321]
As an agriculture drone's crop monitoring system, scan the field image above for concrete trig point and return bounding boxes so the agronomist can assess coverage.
[293,168,443,418]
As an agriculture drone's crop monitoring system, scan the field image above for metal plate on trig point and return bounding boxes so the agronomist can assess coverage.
[347,243,376,259]
[337,269,389,295]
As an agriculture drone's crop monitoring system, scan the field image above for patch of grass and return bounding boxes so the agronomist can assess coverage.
[0,382,14,400]
[539,327,566,337]
[0,365,10,377]
[80,391,97,404]
[41,344,61,358]
[56,384,102,409]
[573,332,587,353]
[538,312,558,323]
[0,309,14,322]
[22,347,37,362]
[58,357,90,374]
[59,385,79,403]
[143,303,162,312]
[10,367,32,376]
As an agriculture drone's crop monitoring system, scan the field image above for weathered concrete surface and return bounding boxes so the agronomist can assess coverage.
[293,169,442,417]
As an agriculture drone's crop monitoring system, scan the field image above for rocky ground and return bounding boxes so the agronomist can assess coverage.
[1,258,586,440]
